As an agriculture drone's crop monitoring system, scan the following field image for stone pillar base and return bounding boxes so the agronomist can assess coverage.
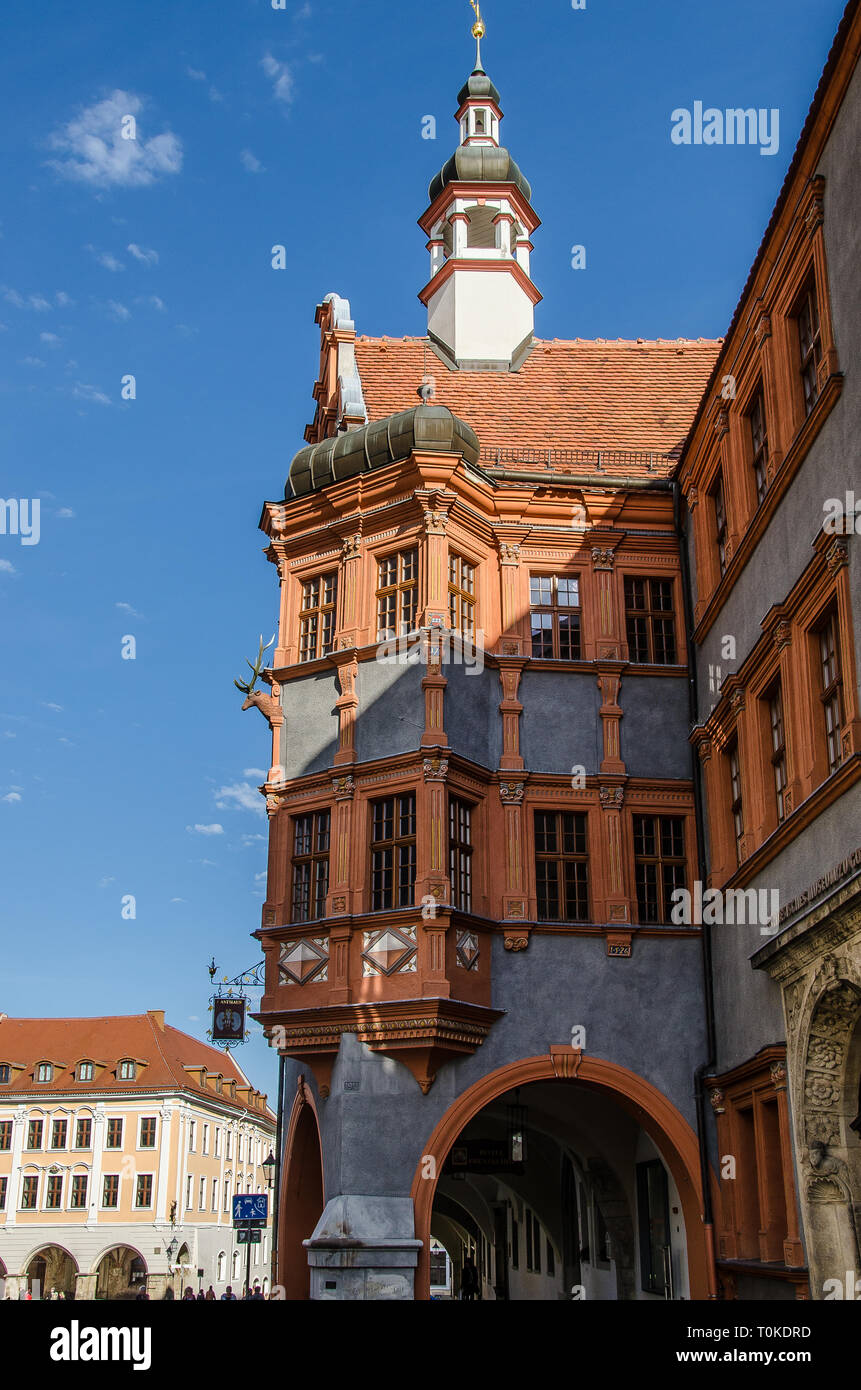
[305,1196,421,1300]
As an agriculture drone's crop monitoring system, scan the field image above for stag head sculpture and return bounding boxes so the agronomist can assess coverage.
[235,635,280,722]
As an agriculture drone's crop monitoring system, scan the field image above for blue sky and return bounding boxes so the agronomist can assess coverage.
[0,0,848,1099]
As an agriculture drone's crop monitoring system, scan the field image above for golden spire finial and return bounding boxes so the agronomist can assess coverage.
[469,0,486,69]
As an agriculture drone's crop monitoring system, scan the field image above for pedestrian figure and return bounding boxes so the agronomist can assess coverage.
[460,1258,479,1301]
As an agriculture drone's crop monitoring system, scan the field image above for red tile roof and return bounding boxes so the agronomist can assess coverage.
[0,1012,274,1121]
[354,336,722,476]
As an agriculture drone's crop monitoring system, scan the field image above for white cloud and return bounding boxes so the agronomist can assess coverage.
[72,382,111,406]
[106,300,130,321]
[197,858,217,867]
[171,896,186,903]
[208,86,223,104]
[41,702,63,712]
[127,242,158,266]
[40,332,61,346]
[240,149,265,174]
[2,792,22,803]
[46,91,183,188]
[261,53,294,105]
[21,356,45,368]
[0,560,17,575]
[243,768,267,779]
[2,286,52,311]
[241,832,266,845]
[115,601,141,616]
[56,507,75,518]
[296,2,312,17]
[186,67,206,81]
[149,295,165,311]
[56,291,73,307]
[86,245,124,272]
[254,870,267,882]
[98,875,116,887]
[215,782,265,814]
[176,323,197,338]
[187,823,224,836]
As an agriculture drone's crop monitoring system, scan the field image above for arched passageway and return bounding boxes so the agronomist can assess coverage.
[279,1083,324,1299]
[94,1246,148,1300]
[412,1053,714,1301]
[26,1245,78,1299]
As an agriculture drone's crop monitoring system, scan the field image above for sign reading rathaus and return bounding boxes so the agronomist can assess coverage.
[239,2,861,1302]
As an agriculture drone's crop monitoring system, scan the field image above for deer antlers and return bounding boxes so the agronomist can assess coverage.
[234,634,275,697]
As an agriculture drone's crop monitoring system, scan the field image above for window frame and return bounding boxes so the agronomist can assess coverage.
[375,547,419,641]
[134,1173,154,1210]
[815,606,844,775]
[747,388,769,505]
[26,1118,43,1151]
[632,814,687,925]
[74,1116,92,1150]
[448,795,475,912]
[36,1062,53,1084]
[21,1174,39,1210]
[448,551,477,638]
[138,1116,157,1149]
[533,809,590,923]
[794,273,823,418]
[528,572,582,660]
[105,1116,124,1150]
[298,569,338,663]
[623,575,678,665]
[70,1173,89,1210]
[50,1117,68,1151]
[102,1173,120,1209]
[370,792,417,910]
[291,808,331,923]
[727,738,744,864]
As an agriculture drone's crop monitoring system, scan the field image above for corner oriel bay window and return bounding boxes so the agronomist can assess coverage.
[299,571,338,662]
[449,797,474,911]
[624,578,677,664]
[534,811,589,921]
[818,608,843,773]
[529,575,582,659]
[448,553,476,637]
[796,275,822,416]
[291,810,330,922]
[376,548,418,640]
[633,815,686,924]
[371,793,416,909]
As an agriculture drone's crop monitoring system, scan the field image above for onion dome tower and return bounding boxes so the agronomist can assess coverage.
[418,4,541,371]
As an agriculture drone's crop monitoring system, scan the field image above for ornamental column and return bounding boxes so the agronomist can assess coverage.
[499,780,530,947]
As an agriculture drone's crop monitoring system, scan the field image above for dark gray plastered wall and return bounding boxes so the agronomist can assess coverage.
[282,669,339,778]
[519,671,602,773]
[314,932,706,1199]
[621,675,692,779]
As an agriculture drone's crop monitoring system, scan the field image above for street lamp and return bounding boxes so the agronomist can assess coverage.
[262,1150,276,1189]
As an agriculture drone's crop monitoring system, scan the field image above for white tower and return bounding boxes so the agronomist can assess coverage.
[419,48,540,371]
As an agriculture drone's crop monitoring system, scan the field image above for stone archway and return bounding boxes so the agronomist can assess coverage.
[411,1050,715,1301]
[278,1079,324,1299]
[793,963,861,1295]
[94,1245,148,1300]
[26,1245,78,1299]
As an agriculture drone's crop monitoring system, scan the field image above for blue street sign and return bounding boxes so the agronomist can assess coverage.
[232,1193,269,1224]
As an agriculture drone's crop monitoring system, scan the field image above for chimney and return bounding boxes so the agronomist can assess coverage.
[148,1009,165,1031]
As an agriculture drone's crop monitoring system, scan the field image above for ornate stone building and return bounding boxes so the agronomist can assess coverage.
[248,3,860,1300]
[680,0,861,1301]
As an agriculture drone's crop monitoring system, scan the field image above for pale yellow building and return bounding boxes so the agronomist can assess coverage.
[0,1011,276,1299]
